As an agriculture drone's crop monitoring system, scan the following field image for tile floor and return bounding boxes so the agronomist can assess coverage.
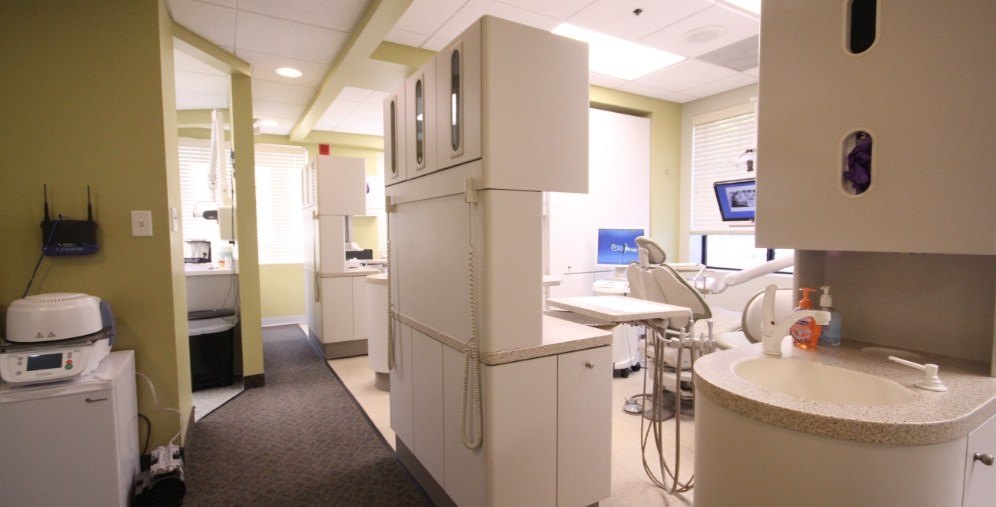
[191,380,245,422]
[328,356,696,506]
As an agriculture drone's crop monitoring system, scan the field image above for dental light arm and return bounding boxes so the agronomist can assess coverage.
[704,255,793,294]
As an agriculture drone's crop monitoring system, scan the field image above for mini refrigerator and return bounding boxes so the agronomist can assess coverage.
[0,351,139,506]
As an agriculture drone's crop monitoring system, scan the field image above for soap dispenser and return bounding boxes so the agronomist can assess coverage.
[818,285,842,346]
[790,288,822,349]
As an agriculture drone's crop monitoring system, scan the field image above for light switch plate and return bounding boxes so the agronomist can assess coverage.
[131,210,153,237]
[170,207,179,232]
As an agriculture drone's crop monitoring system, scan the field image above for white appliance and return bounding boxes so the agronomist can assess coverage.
[0,350,139,506]
[302,155,376,359]
[2,293,115,385]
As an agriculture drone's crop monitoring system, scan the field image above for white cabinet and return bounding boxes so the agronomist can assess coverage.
[411,330,445,484]
[385,15,589,193]
[557,347,612,507]
[435,20,482,171]
[320,277,353,343]
[302,156,365,216]
[964,412,996,506]
[390,323,414,446]
[405,59,436,179]
[384,86,407,185]
[755,1,995,255]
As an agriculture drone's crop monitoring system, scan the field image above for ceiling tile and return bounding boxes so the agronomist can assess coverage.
[696,34,758,71]
[168,0,237,48]
[235,49,329,87]
[191,0,235,7]
[337,86,375,103]
[351,101,384,120]
[681,72,756,98]
[433,0,560,42]
[336,117,384,137]
[567,0,714,41]
[633,59,736,92]
[639,4,758,58]
[251,79,315,105]
[743,66,759,77]
[326,99,363,117]
[421,37,451,51]
[314,113,348,132]
[257,116,296,135]
[175,70,230,95]
[252,99,306,119]
[588,72,627,89]
[367,91,390,103]
[235,11,347,64]
[395,0,468,36]
[494,0,597,19]
[236,0,368,32]
[385,28,431,47]
[616,82,698,103]
[176,90,231,110]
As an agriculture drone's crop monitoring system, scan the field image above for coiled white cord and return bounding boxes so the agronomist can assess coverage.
[135,371,183,447]
[386,230,395,371]
[461,202,483,450]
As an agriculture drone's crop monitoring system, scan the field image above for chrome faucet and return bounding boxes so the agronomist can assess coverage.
[760,284,831,357]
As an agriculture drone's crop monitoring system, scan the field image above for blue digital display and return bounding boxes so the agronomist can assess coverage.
[596,228,644,265]
[713,178,756,221]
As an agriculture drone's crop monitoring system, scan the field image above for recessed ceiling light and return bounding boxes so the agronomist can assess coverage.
[260,119,279,127]
[552,24,685,81]
[275,67,303,78]
[682,26,727,44]
[720,0,761,15]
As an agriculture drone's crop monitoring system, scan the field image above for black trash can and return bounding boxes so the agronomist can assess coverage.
[188,311,237,391]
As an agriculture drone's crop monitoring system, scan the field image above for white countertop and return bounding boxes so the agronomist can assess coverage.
[546,295,692,323]
[185,266,236,276]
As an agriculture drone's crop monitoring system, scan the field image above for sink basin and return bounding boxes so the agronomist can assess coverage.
[733,357,916,405]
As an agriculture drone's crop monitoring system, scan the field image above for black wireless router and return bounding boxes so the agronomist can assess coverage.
[41,184,99,256]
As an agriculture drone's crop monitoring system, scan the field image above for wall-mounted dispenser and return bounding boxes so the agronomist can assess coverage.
[40,185,99,256]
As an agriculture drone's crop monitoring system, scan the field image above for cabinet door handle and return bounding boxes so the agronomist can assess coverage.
[585,361,595,369]
[975,452,994,466]
[85,397,108,403]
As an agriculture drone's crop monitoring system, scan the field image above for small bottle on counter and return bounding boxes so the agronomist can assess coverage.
[790,288,822,349]
[818,285,842,346]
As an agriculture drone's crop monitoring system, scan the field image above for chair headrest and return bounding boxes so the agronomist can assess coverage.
[635,236,666,266]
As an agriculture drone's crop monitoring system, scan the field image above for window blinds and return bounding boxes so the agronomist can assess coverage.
[254,144,307,264]
[690,109,756,234]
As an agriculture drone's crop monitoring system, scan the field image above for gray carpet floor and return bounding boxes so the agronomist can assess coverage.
[183,325,434,506]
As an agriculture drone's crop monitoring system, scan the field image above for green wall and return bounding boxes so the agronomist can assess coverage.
[259,264,305,319]
[0,0,191,446]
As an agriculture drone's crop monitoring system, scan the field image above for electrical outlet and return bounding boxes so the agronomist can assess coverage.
[131,210,153,237]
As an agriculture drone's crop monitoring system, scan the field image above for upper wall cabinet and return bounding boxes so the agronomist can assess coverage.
[755,0,995,255]
[385,16,589,194]
[384,86,407,185]
[435,20,482,172]
[405,60,436,179]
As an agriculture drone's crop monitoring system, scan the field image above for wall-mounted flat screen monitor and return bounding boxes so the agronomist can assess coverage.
[596,228,644,265]
[713,178,756,222]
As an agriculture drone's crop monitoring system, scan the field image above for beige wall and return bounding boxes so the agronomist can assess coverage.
[0,0,191,446]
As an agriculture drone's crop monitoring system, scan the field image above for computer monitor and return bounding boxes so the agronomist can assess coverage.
[596,228,644,266]
[713,178,756,222]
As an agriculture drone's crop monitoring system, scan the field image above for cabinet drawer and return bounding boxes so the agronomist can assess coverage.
[557,346,612,507]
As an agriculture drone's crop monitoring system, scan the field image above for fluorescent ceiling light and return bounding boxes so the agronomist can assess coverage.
[275,67,303,78]
[552,24,684,81]
[260,119,279,127]
[720,0,761,15]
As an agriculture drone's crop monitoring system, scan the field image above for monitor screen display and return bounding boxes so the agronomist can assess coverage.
[596,228,644,265]
[713,178,756,221]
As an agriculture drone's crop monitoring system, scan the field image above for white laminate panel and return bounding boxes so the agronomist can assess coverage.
[405,60,437,178]
[351,276,368,342]
[390,324,414,446]
[411,330,445,485]
[442,345,486,507]
[384,86,407,185]
[480,190,542,352]
[319,277,353,344]
[317,215,347,275]
[434,20,482,171]
[964,412,996,506]
[484,356,557,507]
[557,346,612,507]
[315,155,365,216]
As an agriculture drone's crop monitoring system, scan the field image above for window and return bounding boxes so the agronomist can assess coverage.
[689,105,792,271]
[254,144,307,264]
[178,138,232,245]
[177,139,306,265]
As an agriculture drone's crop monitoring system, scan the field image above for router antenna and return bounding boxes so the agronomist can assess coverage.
[87,185,93,222]
[43,184,50,221]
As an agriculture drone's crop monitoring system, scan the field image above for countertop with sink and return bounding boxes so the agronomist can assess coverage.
[694,340,996,445]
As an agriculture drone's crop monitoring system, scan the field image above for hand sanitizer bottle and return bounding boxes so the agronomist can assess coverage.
[818,285,842,346]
